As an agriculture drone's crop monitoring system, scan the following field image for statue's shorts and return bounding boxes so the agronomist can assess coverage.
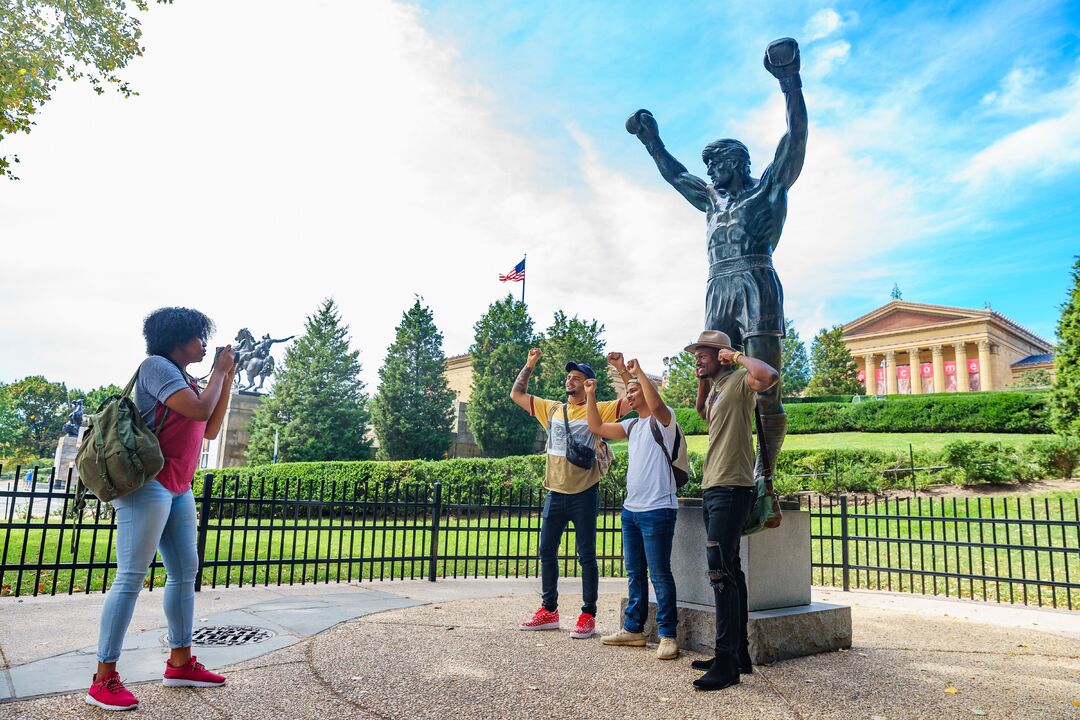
[705,254,784,351]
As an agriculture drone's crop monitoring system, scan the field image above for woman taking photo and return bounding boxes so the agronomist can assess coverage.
[87,307,237,711]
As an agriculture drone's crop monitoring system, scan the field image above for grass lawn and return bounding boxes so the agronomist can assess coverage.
[679,432,1054,454]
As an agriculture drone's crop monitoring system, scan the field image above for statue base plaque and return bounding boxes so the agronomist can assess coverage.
[618,498,851,664]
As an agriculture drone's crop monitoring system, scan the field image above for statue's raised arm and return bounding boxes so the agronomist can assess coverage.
[762,38,807,192]
[626,109,709,212]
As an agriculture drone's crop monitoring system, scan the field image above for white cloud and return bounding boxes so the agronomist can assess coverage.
[955,72,1080,187]
[804,9,846,42]
[980,66,1043,113]
[807,40,851,79]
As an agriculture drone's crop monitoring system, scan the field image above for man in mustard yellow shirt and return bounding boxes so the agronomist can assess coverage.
[510,348,628,638]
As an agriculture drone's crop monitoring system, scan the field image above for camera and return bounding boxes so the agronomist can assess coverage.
[214,347,241,365]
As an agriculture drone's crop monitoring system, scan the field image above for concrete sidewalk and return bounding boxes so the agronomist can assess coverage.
[2,580,1079,718]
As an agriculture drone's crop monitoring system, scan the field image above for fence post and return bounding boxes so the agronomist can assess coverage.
[909,443,916,496]
[195,473,214,592]
[840,493,850,592]
[427,482,443,583]
[833,449,840,497]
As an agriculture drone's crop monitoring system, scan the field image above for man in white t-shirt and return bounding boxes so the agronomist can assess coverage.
[585,357,680,660]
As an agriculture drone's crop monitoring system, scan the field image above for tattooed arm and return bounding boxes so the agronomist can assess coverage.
[509,348,542,412]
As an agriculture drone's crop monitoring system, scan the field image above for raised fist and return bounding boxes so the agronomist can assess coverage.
[625,109,659,144]
[583,378,597,395]
[607,351,626,370]
[527,348,542,367]
[764,37,800,81]
[626,358,640,376]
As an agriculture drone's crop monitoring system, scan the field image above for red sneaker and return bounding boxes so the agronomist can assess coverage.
[162,656,226,687]
[518,606,560,631]
[570,613,596,639]
[85,671,139,711]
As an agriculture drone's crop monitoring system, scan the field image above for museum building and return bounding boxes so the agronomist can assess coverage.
[841,300,1055,395]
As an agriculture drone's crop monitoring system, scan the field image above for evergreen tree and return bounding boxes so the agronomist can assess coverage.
[535,310,614,401]
[371,298,456,460]
[466,295,538,457]
[805,325,864,396]
[1051,257,1080,435]
[660,352,698,407]
[781,318,811,397]
[247,298,371,463]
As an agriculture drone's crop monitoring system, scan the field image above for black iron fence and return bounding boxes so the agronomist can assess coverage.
[2,464,1078,612]
[0,467,626,597]
[808,493,1080,610]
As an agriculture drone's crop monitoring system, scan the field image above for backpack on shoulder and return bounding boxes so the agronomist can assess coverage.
[626,416,690,488]
[72,367,170,547]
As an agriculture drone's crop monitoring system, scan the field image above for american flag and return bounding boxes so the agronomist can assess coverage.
[499,257,526,282]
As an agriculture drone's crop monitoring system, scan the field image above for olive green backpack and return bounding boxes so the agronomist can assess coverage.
[72,367,169,546]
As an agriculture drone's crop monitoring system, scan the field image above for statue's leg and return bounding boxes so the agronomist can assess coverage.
[704,275,745,350]
[745,334,786,479]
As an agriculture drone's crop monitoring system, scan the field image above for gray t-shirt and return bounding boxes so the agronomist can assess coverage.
[134,356,190,429]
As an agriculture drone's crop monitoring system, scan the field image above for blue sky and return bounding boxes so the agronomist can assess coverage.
[1,0,1076,391]
[418,0,1078,340]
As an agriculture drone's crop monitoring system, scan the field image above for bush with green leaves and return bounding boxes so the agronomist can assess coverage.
[1027,436,1080,479]
[941,440,1027,485]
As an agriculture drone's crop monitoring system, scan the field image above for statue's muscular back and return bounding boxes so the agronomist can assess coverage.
[705,169,787,264]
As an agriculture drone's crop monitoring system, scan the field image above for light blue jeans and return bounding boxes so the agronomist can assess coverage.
[97,479,198,663]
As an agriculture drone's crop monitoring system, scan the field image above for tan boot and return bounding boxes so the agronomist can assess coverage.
[656,637,679,660]
[600,629,646,647]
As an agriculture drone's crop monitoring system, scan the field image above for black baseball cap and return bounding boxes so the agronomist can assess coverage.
[565,361,596,380]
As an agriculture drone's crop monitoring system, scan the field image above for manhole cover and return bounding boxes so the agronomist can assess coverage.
[161,625,275,647]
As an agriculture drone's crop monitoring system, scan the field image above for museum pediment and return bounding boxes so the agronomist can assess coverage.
[844,302,978,337]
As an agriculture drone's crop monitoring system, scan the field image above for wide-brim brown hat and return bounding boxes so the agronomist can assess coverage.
[684,330,734,353]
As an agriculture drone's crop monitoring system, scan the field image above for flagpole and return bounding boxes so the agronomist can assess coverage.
[521,253,526,304]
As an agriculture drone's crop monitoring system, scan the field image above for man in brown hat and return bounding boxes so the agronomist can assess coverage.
[684,330,778,692]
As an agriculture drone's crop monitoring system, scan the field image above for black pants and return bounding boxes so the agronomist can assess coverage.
[702,485,755,673]
[539,485,599,616]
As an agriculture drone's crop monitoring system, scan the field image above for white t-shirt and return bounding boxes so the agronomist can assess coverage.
[619,408,680,512]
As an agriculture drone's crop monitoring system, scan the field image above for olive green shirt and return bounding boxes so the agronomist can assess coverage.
[702,367,756,489]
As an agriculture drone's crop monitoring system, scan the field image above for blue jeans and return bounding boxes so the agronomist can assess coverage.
[621,508,678,638]
[539,485,599,616]
[97,479,198,663]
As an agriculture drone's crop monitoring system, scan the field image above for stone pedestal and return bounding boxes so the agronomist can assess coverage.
[620,497,851,664]
[213,391,263,468]
[52,427,86,487]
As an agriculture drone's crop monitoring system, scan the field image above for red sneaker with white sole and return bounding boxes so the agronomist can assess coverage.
[85,671,138,711]
[162,656,226,687]
[570,613,596,639]
[518,607,560,630]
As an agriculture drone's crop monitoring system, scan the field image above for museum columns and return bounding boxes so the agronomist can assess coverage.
[884,350,898,395]
[907,347,922,394]
[932,345,945,394]
[955,342,971,392]
[863,354,876,395]
[978,340,993,391]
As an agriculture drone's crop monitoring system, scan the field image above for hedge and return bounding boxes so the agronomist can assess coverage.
[194,436,1072,513]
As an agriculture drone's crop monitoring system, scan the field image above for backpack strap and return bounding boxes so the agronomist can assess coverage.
[626,418,639,436]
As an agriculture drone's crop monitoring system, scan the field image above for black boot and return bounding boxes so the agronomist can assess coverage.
[691,657,752,674]
[692,659,740,691]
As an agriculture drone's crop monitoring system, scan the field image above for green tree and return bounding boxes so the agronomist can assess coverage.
[781,318,811,397]
[371,298,456,460]
[1,0,172,179]
[1013,368,1053,389]
[805,326,864,397]
[2,376,69,457]
[0,383,19,461]
[246,298,371,463]
[70,384,125,413]
[1051,257,1080,435]
[535,310,614,401]
[466,295,538,457]
[660,352,698,407]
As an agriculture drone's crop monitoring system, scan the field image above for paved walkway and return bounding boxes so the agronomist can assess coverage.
[1,580,1079,718]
